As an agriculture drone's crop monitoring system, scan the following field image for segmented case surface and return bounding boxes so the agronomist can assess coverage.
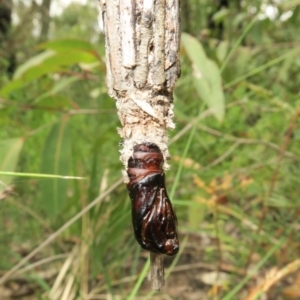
[127,143,179,256]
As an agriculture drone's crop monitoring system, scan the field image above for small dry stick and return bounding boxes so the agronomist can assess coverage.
[99,0,181,290]
[149,253,165,290]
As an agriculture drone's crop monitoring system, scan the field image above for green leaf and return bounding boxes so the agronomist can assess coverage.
[13,50,56,80]
[39,39,99,57]
[0,47,99,97]
[40,119,71,216]
[0,138,24,192]
[216,40,229,63]
[268,194,296,208]
[181,33,225,121]
[212,8,229,24]
[36,95,73,109]
[34,77,80,104]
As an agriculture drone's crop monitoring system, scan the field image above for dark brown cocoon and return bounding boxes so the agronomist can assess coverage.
[126,143,179,256]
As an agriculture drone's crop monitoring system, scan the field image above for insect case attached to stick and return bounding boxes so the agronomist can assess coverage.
[126,143,179,256]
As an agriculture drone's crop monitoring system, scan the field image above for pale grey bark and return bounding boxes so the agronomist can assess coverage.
[100,0,180,171]
[100,0,181,290]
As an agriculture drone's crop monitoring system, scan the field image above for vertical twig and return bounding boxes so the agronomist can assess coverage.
[100,0,181,289]
[150,253,165,290]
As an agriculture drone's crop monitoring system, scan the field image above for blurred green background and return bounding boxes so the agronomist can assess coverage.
[1,0,300,299]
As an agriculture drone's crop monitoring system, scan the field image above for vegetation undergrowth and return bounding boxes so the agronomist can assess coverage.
[1,1,300,299]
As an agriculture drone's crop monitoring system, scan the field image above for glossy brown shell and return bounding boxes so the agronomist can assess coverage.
[127,143,179,256]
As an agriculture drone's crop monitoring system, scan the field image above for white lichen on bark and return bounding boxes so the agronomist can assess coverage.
[100,0,180,179]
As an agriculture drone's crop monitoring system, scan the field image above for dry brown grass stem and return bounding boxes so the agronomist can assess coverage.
[244,259,300,300]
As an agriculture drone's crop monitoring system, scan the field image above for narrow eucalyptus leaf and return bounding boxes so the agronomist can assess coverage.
[13,50,56,79]
[0,138,24,192]
[40,119,71,216]
[181,33,225,121]
[39,39,99,56]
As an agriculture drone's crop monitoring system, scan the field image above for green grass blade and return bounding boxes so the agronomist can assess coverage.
[127,258,150,300]
[0,171,84,180]
[220,14,258,73]
[221,236,286,300]
[224,49,299,89]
